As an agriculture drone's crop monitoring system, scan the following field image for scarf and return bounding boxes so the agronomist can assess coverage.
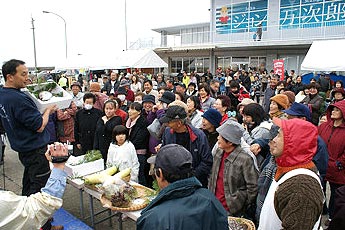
[275,161,316,181]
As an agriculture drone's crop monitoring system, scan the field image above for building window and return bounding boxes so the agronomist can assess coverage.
[217,57,231,69]
[171,57,209,74]
[171,57,183,74]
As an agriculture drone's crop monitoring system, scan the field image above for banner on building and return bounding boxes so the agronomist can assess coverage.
[273,59,285,80]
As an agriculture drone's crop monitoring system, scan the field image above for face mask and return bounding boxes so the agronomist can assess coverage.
[84,104,93,110]
[118,94,126,101]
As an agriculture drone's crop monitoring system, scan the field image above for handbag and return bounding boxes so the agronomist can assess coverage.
[147,118,162,140]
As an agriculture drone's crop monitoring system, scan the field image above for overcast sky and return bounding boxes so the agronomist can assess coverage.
[0,0,210,67]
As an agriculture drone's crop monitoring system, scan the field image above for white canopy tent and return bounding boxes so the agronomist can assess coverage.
[301,39,345,71]
[104,49,168,70]
[54,55,93,70]
[55,49,167,70]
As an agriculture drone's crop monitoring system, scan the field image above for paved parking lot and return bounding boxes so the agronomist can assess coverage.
[1,145,136,230]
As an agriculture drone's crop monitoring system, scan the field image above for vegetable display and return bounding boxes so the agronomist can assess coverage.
[71,150,102,166]
[105,183,138,208]
[26,82,63,101]
[84,166,118,184]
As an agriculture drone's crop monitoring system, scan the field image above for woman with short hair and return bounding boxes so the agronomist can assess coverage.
[198,83,216,112]
[186,96,203,129]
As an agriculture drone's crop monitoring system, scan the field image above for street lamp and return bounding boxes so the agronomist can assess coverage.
[43,10,68,59]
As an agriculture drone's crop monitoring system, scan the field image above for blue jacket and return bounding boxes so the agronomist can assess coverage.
[0,88,50,152]
[137,177,228,230]
[315,136,329,179]
[162,125,213,187]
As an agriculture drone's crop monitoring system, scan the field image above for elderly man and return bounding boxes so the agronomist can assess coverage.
[104,71,120,95]
[143,79,158,103]
[258,118,324,229]
[70,82,84,109]
[262,74,279,114]
[209,121,258,218]
[118,79,134,102]
[137,144,228,230]
[159,106,213,187]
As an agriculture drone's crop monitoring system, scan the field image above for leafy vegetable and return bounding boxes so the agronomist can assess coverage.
[152,179,160,192]
[70,150,102,166]
[83,150,102,163]
[27,82,63,100]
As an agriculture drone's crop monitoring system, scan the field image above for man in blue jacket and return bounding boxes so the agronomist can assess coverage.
[137,144,228,230]
[0,59,57,196]
[159,105,213,187]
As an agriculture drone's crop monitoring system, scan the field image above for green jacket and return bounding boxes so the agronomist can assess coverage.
[137,177,228,230]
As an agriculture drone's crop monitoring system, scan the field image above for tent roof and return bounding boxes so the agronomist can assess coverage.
[55,49,167,70]
[110,49,168,69]
[301,39,345,71]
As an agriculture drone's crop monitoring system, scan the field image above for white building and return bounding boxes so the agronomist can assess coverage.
[152,0,345,75]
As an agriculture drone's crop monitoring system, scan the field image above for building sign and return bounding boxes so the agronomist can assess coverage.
[280,0,345,29]
[215,0,268,34]
[273,59,285,80]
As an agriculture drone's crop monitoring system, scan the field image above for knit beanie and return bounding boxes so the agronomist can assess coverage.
[270,94,289,109]
[202,108,222,128]
[89,82,101,92]
[282,91,295,104]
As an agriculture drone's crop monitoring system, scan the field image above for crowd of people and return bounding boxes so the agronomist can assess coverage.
[1,59,345,229]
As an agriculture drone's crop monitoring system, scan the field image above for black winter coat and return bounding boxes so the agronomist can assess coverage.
[94,116,122,161]
[74,108,103,154]
[128,115,149,151]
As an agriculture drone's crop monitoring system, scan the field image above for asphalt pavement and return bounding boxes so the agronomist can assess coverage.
[1,144,136,230]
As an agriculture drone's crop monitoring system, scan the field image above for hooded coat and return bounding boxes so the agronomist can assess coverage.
[318,100,345,185]
[259,119,323,230]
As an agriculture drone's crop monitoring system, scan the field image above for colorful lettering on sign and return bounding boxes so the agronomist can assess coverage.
[280,0,345,29]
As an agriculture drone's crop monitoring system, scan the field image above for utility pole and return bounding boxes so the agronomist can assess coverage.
[31,17,38,72]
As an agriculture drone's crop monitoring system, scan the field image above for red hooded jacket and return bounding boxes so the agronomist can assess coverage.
[318,100,345,184]
[275,118,318,168]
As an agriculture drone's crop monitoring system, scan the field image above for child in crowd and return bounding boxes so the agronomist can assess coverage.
[107,125,139,182]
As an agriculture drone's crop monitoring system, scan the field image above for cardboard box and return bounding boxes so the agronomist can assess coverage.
[23,82,72,113]
[64,155,105,178]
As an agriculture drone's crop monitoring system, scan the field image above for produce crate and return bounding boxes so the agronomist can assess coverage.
[64,155,105,178]
[23,81,72,113]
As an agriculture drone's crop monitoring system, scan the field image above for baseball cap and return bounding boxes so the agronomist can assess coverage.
[159,91,175,104]
[216,120,243,145]
[283,102,311,122]
[159,105,187,123]
[147,144,193,175]
[142,94,156,105]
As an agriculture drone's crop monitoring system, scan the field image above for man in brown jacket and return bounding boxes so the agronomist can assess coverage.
[208,120,258,218]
